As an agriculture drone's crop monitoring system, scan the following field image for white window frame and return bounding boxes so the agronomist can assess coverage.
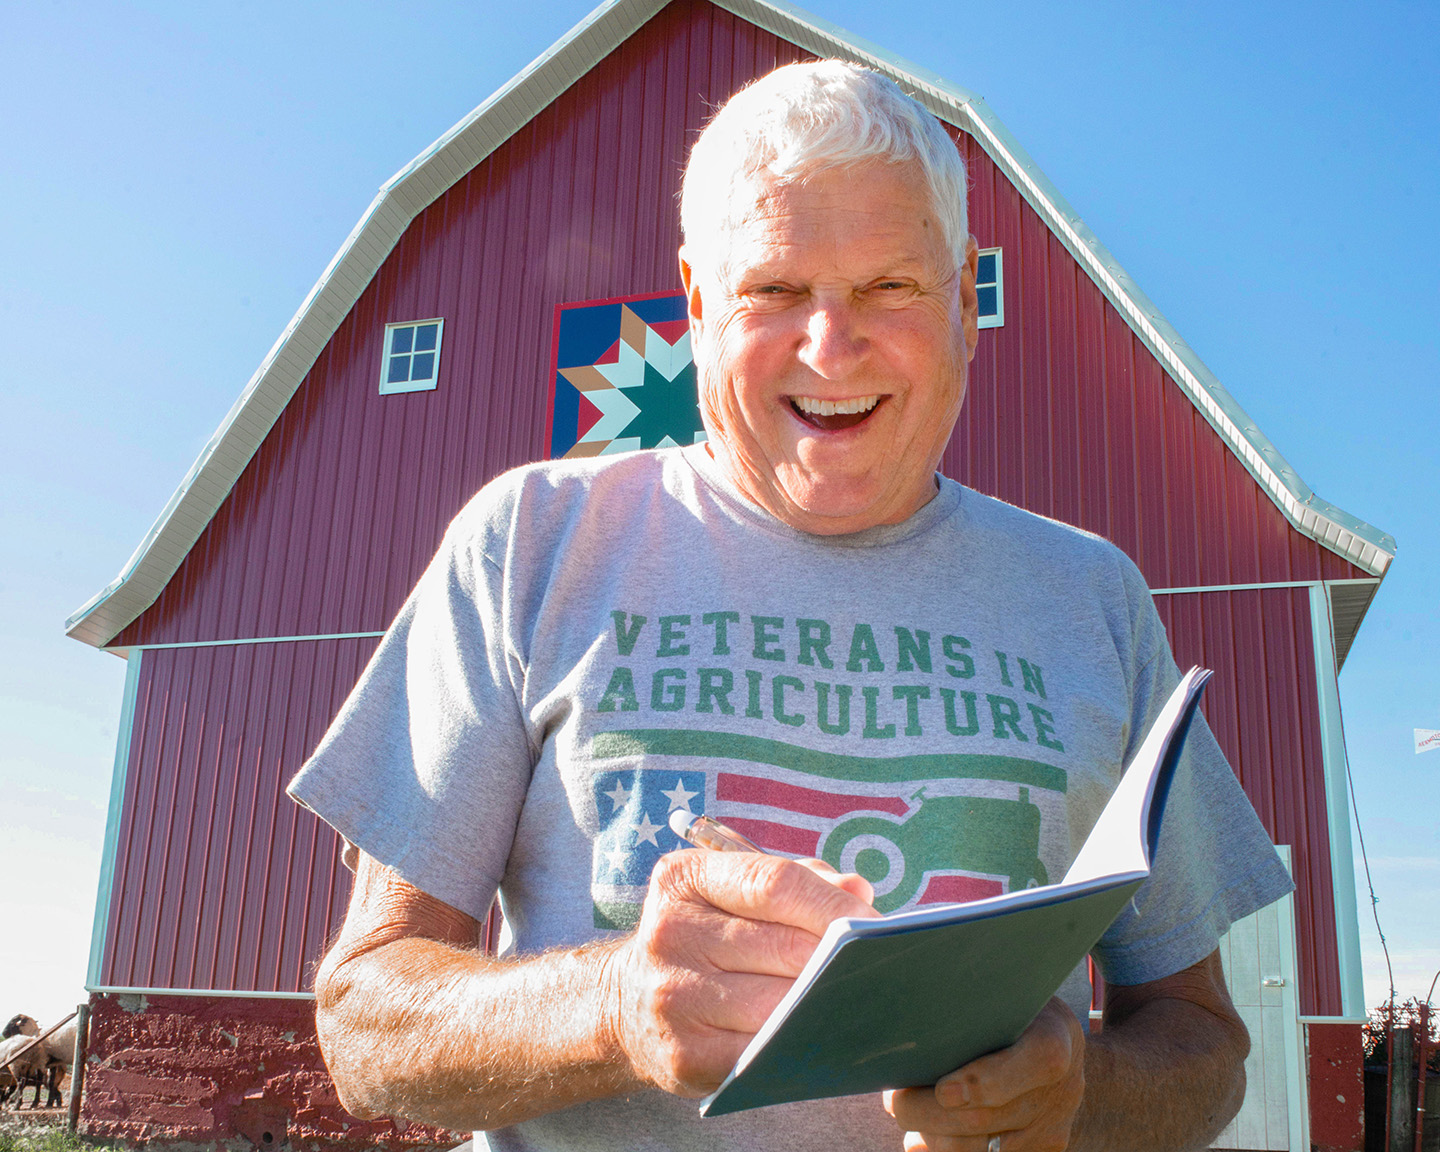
[976,247,1004,329]
[379,318,445,395]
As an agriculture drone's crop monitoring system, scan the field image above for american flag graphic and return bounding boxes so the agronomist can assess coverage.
[588,754,1045,927]
[708,771,1008,906]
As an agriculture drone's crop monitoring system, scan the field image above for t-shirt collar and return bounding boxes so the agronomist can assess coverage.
[679,442,962,548]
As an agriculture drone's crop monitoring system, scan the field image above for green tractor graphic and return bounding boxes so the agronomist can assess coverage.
[819,787,1049,913]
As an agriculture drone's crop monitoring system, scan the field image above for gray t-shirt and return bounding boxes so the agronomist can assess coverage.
[289,445,1293,1152]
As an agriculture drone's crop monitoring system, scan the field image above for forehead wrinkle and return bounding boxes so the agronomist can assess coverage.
[721,217,948,289]
[701,165,959,298]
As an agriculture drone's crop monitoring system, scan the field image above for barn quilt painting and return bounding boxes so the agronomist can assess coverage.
[547,292,706,458]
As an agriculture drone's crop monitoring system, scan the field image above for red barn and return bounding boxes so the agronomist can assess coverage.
[67,1,1391,1149]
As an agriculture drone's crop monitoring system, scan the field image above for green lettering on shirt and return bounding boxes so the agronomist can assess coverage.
[702,610,740,655]
[894,627,932,673]
[696,668,735,715]
[597,667,640,712]
[752,616,786,662]
[657,615,691,657]
[744,669,764,719]
[942,635,975,679]
[862,686,896,738]
[773,676,805,727]
[1029,703,1064,751]
[940,688,980,735]
[987,693,1029,741]
[846,623,885,673]
[1019,658,1047,699]
[815,681,853,736]
[797,618,834,668]
[652,668,686,712]
[893,685,930,736]
[611,611,646,657]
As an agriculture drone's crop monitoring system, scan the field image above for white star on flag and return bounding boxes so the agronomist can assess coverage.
[632,812,664,847]
[603,778,632,811]
[661,778,699,812]
[605,846,631,875]
[1416,728,1440,755]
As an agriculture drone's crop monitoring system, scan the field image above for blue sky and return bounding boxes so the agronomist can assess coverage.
[1,0,1435,1027]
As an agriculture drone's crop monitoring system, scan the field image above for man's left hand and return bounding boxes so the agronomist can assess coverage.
[883,997,1084,1152]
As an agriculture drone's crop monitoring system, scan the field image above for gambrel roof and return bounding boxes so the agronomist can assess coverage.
[66,0,1393,654]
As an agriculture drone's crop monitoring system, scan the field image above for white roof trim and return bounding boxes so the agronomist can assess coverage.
[66,0,1393,650]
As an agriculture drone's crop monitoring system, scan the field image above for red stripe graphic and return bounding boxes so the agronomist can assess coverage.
[717,773,911,818]
[713,773,1010,906]
[919,875,1005,904]
[719,818,820,857]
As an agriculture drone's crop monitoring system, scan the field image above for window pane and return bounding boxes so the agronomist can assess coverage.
[977,285,998,316]
[411,352,435,380]
[387,354,411,383]
[413,323,438,352]
[976,253,997,285]
[390,326,414,354]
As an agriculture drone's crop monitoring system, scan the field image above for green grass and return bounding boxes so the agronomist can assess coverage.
[0,1128,110,1152]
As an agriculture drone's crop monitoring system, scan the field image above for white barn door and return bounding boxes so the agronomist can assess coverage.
[1212,846,1308,1151]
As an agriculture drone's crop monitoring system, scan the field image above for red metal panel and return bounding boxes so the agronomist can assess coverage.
[1042,231,1083,531]
[1154,588,1339,1016]
[1160,358,1202,589]
[1129,340,1170,583]
[99,639,372,993]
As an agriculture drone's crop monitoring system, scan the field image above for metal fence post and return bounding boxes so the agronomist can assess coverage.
[1392,1023,1417,1152]
[66,1002,90,1133]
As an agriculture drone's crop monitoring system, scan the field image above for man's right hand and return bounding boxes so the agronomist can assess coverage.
[314,848,872,1130]
[605,848,877,1096]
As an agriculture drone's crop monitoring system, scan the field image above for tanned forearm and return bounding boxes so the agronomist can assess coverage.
[1070,957,1249,1151]
[314,849,872,1133]
[313,856,641,1132]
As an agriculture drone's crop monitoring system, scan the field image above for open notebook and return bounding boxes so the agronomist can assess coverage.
[701,666,1213,1117]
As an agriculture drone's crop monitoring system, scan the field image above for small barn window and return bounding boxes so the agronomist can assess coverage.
[379,319,444,394]
[976,248,1004,329]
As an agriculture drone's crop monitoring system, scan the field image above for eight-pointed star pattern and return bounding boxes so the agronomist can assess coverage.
[551,296,705,458]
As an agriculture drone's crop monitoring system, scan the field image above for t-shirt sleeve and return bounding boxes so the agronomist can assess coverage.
[286,502,534,922]
[1090,565,1296,986]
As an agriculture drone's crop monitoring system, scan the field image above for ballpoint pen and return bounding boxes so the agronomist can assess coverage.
[668,809,769,854]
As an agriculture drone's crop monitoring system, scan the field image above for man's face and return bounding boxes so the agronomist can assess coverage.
[681,161,979,535]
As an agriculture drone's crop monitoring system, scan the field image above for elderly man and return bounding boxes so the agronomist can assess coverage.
[288,61,1292,1152]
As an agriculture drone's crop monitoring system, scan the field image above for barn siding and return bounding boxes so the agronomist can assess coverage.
[1155,586,1338,1016]
[98,640,372,992]
[93,0,1355,1015]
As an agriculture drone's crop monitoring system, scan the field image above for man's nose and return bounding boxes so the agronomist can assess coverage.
[798,299,867,377]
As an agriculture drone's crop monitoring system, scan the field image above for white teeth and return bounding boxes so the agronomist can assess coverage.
[793,395,880,417]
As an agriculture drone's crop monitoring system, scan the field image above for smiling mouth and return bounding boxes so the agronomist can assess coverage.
[790,394,883,431]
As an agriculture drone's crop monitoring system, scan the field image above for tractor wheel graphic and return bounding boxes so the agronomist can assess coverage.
[823,818,922,911]
[821,789,1051,913]
[1013,859,1049,890]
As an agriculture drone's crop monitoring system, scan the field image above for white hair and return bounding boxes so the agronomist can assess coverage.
[680,60,970,273]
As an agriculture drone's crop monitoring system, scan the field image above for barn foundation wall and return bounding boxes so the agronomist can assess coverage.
[1307,1021,1365,1152]
[78,992,464,1152]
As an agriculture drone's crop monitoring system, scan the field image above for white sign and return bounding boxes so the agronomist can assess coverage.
[1416,728,1440,755]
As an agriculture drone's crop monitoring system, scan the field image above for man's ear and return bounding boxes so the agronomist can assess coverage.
[679,246,704,332]
[959,236,980,363]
